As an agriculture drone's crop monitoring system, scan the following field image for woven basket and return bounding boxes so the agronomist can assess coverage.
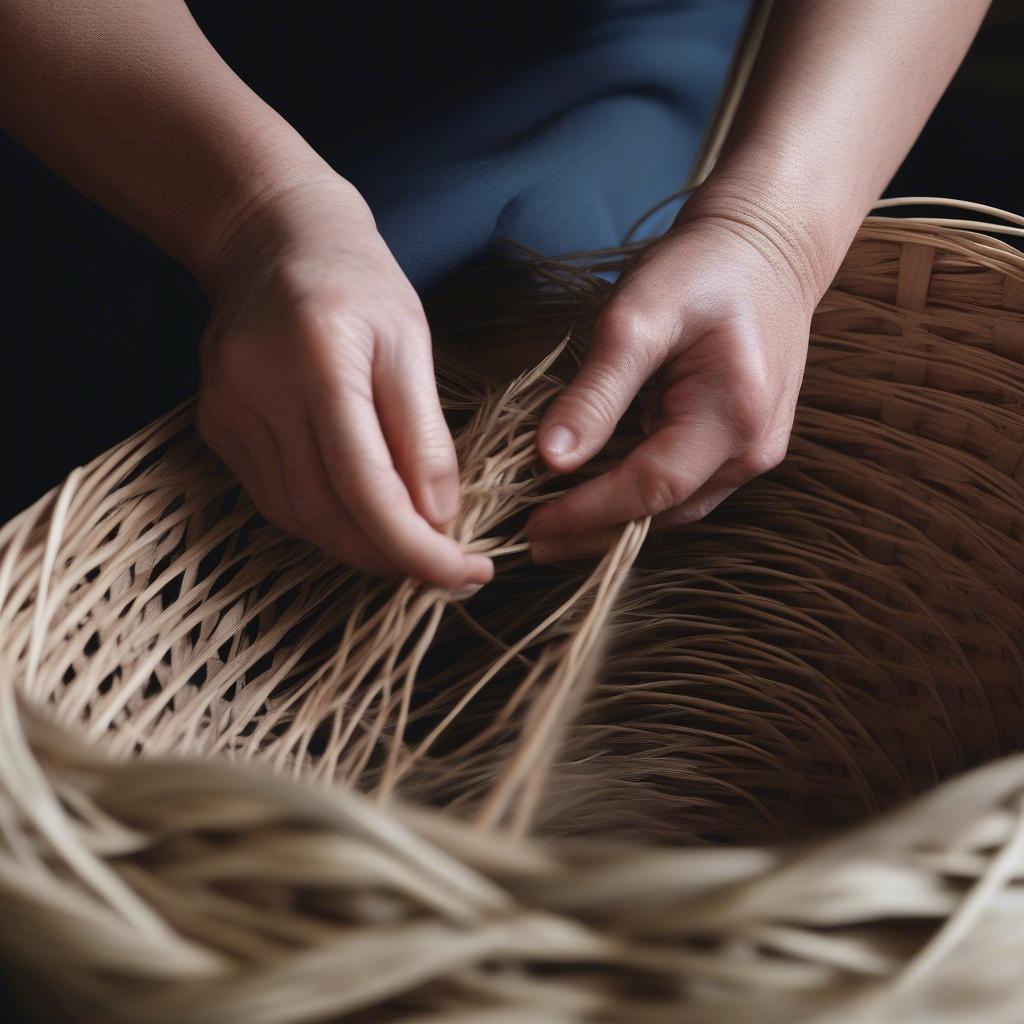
[3,201,1024,1024]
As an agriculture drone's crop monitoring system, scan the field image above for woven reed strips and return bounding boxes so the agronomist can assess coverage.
[1,203,1024,1022]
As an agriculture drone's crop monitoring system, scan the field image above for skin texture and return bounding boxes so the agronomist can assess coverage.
[528,0,991,560]
[197,177,487,585]
[0,0,989,581]
[0,0,490,592]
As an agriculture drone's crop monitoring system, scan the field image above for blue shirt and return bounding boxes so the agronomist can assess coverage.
[190,1,749,290]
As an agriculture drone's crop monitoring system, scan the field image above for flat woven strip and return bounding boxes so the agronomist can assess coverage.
[2,203,1024,1022]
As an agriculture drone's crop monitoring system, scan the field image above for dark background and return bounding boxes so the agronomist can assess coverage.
[2,1,1023,524]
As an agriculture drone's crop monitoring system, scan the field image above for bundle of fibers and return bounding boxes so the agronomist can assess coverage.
[1,199,1024,1023]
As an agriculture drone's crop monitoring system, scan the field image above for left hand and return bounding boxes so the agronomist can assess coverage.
[527,200,829,563]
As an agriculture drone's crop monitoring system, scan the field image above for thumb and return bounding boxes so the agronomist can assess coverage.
[538,302,660,473]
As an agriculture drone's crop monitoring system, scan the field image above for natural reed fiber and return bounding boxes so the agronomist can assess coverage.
[2,201,1024,1022]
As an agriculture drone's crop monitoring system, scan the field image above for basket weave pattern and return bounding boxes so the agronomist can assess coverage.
[2,209,1024,1022]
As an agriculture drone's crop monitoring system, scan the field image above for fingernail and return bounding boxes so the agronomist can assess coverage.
[451,583,482,601]
[542,424,578,460]
[466,554,494,583]
[425,475,460,526]
[530,539,562,564]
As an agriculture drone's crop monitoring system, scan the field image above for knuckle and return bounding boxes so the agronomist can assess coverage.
[626,460,691,514]
[666,504,704,528]
[391,316,432,351]
[419,452,458,487]
[328,367,375,408]
[596,299,658,353]
[688,498,721,524]
[726,386,775,442]
[593,303,665,379]
[559,370,623,431]
[648,475,690,513]
[345,458,395,498]
[306,303,375,348]
[294,309,375,377]
[720,336,774,440]
[546,508,587,537]
[409,420,456,472]
[739,438,789,478]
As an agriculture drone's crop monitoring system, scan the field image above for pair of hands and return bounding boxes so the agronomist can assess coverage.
[197,174,826,591]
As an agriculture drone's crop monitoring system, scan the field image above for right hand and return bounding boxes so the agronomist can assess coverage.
[196,176,493,593]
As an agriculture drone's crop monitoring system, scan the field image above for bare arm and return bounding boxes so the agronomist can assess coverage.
[1,0,492,593]
[0,0,328,287]
[701,0,992,299]
[530,0,990,557]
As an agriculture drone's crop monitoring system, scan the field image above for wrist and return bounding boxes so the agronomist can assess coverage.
[680,138,868,307]
[197,171,376,300]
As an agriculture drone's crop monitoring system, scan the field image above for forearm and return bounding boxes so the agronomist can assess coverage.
[0,0,352,291]
[688,0,989,300]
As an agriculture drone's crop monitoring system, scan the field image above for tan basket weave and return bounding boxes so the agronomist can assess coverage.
[3,201,1024,1023]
